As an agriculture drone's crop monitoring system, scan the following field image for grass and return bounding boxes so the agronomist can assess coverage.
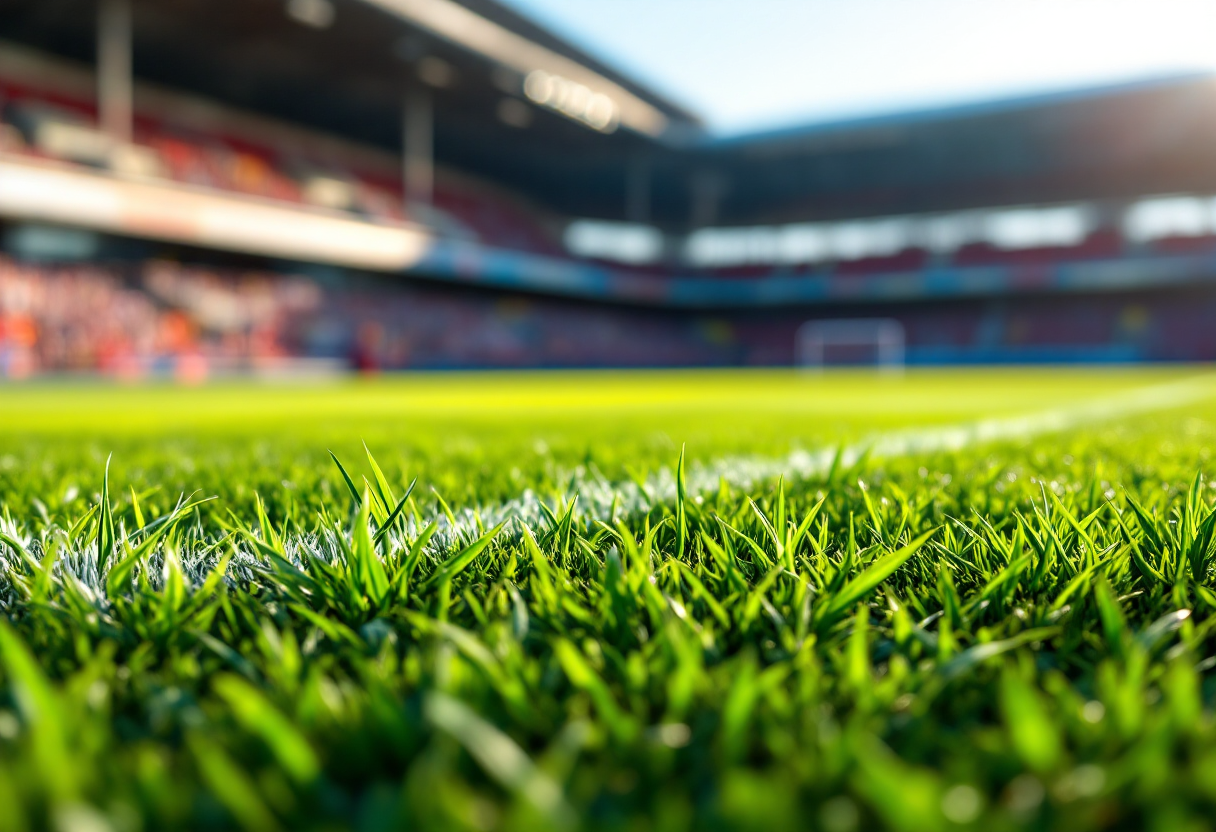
[1,367,1216,831]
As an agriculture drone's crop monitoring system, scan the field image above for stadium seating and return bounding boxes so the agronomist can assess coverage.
[694,228,1131,281]
[7,253,1216,377]
[835,247,929,275]
[1150,234,1216,255]
[0,81,563,255]
[0,256,321,379]
[7,54,1216,374]
[7,73,1212,289]
[950,232,1121,267]
[0,257,744,376]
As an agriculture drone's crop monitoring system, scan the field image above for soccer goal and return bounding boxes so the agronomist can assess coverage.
[796,318,906,371]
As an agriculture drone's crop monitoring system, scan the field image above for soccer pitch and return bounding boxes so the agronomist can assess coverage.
[2,367,1216,831]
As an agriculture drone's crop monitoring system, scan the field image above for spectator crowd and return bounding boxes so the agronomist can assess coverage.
[0,256,321,380]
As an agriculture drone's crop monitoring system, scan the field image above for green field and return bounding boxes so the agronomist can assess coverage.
[2,368,1216,831]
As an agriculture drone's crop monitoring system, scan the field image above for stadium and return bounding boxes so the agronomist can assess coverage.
[3,2,1216,831]
[5,0,1216,375]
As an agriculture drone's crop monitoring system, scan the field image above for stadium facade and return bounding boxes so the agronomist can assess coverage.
[3,0,1216,376]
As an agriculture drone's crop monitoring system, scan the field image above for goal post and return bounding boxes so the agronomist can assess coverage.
[797,317,906,371]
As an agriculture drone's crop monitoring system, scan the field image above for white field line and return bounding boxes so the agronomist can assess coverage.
[428,374,1216,548]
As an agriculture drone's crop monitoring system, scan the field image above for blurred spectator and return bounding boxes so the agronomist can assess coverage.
[0,256,320,378]
[350,321,386,373]
[3,254,1208,377]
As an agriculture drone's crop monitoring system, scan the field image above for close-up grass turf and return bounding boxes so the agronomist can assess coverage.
[2,367,1216,831]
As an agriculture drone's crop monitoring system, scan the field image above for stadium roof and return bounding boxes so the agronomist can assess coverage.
[0,0,702,217]
[707,72,1216,151]
[651,72,1216,228]
[376,0,701,130]
[5,1,1216,229]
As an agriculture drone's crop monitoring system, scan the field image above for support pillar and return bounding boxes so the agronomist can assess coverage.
[403,88,433,214]
[626,155,651,224]
[690,170,725,228]
[98,0,133,143]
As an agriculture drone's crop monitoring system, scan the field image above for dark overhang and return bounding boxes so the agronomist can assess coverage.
[0,0,701,218]
[4,1,1216,229]
[653,73,1216,228]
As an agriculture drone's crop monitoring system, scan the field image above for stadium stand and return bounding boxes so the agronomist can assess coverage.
[0,256,748,375]
[6,253,1216,376]
[0,256,322,379]
[4,0,1216,373]
[0,57,565,254]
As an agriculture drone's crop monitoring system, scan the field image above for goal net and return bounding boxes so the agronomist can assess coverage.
[796,318,906,371]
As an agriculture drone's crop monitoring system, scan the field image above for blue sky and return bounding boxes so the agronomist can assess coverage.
[503,0,1216,135]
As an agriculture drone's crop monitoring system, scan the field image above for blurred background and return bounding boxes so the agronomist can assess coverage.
[3,0,1216,378]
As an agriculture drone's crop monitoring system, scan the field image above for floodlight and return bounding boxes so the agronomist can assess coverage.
[286,0,335,29]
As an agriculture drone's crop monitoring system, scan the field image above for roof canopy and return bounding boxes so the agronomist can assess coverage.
[4,0,1216,228]
[657,74,1216,228]
[0,0,700,217]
